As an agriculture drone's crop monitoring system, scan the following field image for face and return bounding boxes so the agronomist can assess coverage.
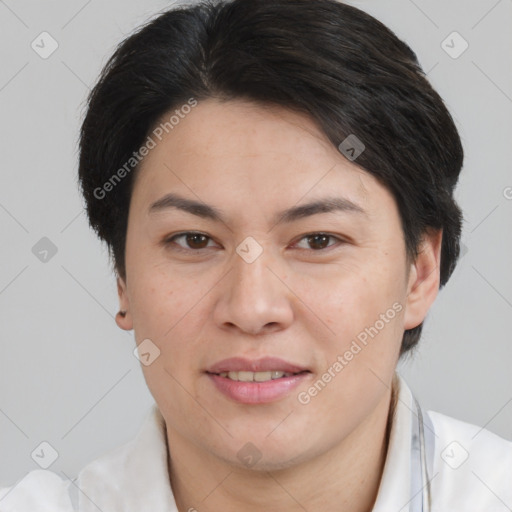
[116,98,441,470]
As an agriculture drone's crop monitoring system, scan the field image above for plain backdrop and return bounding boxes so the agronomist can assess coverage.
[0,0,511,486]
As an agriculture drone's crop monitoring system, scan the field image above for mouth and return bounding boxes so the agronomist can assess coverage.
[205,357,312,404]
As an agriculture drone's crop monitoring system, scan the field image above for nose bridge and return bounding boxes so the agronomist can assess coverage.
[214,237,293,334]
[231,239,276,304]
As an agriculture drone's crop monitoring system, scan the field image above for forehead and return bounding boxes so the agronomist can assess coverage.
[130,98,394,221]
[138,99,341,178]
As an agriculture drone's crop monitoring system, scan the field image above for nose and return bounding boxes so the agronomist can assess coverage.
[212,245,294,336]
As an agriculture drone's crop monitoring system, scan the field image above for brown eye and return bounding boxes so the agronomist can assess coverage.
[166,232,215,251]
[294,233,342,251]
[307,234,330,250]
[184,233,210,249]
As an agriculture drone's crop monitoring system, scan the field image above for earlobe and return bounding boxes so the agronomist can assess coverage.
[115,276,133,331]
[403,228,443,331]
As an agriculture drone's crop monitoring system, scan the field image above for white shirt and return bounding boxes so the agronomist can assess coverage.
[1,375,511,511]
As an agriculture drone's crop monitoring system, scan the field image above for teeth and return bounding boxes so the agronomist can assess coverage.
[218,371,295,382]
[237,371,254,382]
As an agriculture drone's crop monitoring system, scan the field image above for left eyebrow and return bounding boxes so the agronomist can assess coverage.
[148,192,367,225]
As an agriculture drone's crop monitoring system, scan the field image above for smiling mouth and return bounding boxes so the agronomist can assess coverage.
[208,370,310,382]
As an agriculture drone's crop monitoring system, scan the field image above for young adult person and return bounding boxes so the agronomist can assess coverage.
[1,1,510,510]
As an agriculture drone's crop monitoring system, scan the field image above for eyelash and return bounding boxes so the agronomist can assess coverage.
[164,232,346,254]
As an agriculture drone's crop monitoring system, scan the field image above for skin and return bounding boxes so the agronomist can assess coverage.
[115,98,442,512]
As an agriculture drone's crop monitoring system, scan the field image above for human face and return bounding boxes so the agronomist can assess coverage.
[116,98,436,470]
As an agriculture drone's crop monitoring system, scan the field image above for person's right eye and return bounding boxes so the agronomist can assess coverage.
[164,232,218,253]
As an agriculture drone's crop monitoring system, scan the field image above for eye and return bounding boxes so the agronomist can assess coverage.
[165,232,217,252]
[293,233,344,251]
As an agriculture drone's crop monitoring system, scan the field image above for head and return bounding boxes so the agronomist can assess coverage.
[78,0,463,470]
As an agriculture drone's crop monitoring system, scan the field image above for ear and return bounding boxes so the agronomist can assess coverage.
[115,275,133,331]
[403,228,443,331]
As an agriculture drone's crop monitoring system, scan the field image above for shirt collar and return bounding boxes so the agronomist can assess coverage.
[76,373,415,512]
[76,404,177,512]
[372,373,415,512]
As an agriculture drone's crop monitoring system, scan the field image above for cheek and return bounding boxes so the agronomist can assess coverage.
[324,260,403,325]
[129,268,210,374]
[129,265,190,334]
[318,259,406,366]
[132,271,206,406]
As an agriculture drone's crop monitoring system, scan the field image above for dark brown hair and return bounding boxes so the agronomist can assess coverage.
[78,0,464,356]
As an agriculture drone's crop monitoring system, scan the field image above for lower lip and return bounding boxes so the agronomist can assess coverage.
[207,372,310,404]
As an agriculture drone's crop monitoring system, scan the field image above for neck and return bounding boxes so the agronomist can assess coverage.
[166,379,397,512]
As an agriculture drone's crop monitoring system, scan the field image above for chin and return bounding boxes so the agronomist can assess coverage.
[225,447,312,473]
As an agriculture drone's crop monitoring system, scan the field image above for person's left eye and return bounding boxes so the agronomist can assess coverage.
[293,233,344,252]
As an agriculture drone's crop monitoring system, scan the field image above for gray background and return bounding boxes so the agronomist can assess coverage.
[1,0,511,486]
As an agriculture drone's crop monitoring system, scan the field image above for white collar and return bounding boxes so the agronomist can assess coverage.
[76,374,414,511]
[76,404,177,512]
[372,374,415,511]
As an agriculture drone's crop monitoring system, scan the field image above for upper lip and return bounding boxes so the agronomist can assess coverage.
[206,357,309,374]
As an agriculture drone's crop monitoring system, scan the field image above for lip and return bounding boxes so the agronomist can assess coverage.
[207,373,310,404]
[206,357,309,374]
[205,357,311,404]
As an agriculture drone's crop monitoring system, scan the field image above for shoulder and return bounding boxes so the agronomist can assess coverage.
[0,469,75,511]
[428,410,512,512]
[0,405,165,511]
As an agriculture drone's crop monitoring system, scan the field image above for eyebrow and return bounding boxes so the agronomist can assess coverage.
[148,192,366,226]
